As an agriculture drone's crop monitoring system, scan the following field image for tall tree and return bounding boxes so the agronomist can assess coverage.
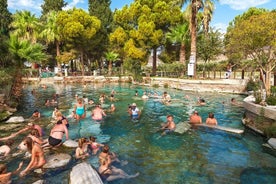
[41,0,67,16]
[57,8,101,76]
[88,0,113,66]
[177,0,217,77]
[10,11,41,43]
[225,11,276,94]
[0,0,12,67]
[197,28,223,77]
[110,0,182,76]
[105,51,119,76]
[166,22,190,64]
[40,11,61,66]
[0,0,12,35]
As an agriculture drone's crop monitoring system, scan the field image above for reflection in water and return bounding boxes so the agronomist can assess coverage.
[1,83,275,184]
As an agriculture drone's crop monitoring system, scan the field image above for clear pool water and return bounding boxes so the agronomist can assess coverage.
[1,83,276,184]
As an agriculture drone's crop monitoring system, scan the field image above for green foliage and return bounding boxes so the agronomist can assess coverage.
[10,11,41,43]
[264,126,276,138]
[265,86,276,105]
[0,69,13,85]
[152,83,160,88]
[164,83,169,88]
[88,0,113,62]
[197,27,223,63]
[111,0,183,73]
[157,63,186,73]
[245,79,260,91]
[8,35,48,67]
[41,0,67,16]
[0,0,12,35]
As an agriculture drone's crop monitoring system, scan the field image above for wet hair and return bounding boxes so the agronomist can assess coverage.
[23,137,33,153]
[30,129,40,138]
[89,136,96,142]
[167,114,173,118]
[33,110,39,113]
[5,139,14,147]
[78,138,87,148]
[0,164,7,174]
[208,112,215,119]
[102,145,110,153]
[231,98,235,102]
[110,94,114,97]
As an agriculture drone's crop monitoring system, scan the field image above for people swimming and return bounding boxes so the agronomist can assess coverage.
[160,115,176,136]
[197,97,206,106]
[0,139,14,158]
[92,104,106,121]
[88,136,104,155]
[189,111,202,124]
[75,138,89,160]
[141,92,149,99]
[162,92,171,104]
[206,112,218,126]
[128,103,140,120]
[0,161,23,183]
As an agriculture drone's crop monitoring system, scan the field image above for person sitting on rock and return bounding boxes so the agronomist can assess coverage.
[75,138,89,160]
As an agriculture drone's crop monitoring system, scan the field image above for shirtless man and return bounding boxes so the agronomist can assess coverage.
[189,111,202,124]
[92,104,106,121]
[161,115,176,136]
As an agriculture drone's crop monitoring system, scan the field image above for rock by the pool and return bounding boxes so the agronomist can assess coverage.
[268,138,276,149]
[174,122,191,134]
[6,116,25,123]
[43,153,71,169]
[70,162,103,184]
[63,139,78,148]
[32,180,44,184]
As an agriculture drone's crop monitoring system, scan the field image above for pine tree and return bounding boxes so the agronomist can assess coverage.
[88,0,113,62]
[41,0,67,16]
[0,0,12,35]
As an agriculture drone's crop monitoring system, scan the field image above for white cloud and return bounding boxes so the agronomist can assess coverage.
[8,0,42,11]
[213,23,228,34]
[220,0,270,10]
[64,0,85,10]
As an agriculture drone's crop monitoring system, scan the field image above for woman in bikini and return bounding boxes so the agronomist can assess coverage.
[98,157,139,182]
[42,120,69,148]
[56,112,69,128]
[18,137,46,177]
[89,136,104,155]
[74,98,86,121]
[75,138,89,159]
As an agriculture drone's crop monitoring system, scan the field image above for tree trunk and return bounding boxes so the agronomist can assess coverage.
[108,61,112,76]
[191,0,198,78]
[80,51,84,76]
[152,48,157,76]
[179,43,186,64]
[56,41,61,67]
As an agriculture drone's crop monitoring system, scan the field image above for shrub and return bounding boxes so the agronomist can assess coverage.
[266,96,276,105]
[164,83,169,88]
[264,126,276,138]
[246,79,259,91]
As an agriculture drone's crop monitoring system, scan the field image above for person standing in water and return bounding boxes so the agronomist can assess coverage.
[206,112,218,126]
[74,98,86,121]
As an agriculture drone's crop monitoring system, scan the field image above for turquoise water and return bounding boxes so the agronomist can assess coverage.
[1,83,276,184]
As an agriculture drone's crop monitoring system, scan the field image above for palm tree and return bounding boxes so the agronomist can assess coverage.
[202,0,215,35]
[176,0,216,77]
[166,22,190,65]
[8,35,47,98]
[10,10,41,43]
[105,51,119,76]
[40,11,61,67]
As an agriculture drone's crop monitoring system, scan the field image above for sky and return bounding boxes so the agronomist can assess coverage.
[7,0,276,33]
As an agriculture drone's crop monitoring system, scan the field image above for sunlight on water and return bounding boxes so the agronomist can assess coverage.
[1,83,275,184]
